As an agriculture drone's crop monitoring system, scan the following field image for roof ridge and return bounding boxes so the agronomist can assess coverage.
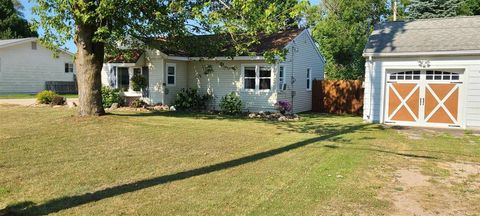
[383,15,480,24]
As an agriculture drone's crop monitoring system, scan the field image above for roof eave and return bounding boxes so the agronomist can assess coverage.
[363,50,480,58]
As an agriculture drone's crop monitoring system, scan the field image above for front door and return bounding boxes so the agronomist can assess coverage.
[385,70,463,128]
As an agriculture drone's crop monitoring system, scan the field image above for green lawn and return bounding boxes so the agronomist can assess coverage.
[0,94,78,99]
[0,105,479,215]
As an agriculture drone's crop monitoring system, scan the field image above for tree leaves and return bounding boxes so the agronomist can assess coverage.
[0,0,37,39]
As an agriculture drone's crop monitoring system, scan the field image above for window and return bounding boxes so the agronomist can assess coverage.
[64,63,73,73]
[389,71,420,80]
[166,64,176,85]
[118,67,129,91]
[133,68,141,76]
[259,66,271,90]
[306,68,312,90]
[244,67,256,90]
[242,65,273,91]
[426,71,460,81]
[31,42,37,50]
[278,66,285,90]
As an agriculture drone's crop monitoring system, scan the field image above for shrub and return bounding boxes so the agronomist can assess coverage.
[219,92,242,114]
[174,88,211,111]
[51,96,66,105]
[130,98,147,108]
[36,90,57,104]
[131,74,147,91]
[275,100,292,114]
[101,86,123,108]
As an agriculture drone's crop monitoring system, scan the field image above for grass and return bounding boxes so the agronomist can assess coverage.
[0,93,77,99]
[0,105,479,215]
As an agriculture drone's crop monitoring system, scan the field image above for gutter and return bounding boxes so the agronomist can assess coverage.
[363,50,480,58]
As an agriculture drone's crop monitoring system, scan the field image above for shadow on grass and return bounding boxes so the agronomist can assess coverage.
[2,123,367,215]
[323,145,438,159]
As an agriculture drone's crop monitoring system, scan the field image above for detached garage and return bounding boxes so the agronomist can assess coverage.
[0,38,75,94]
[363,16,480,129]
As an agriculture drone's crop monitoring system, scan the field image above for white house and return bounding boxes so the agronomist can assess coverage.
[101,28,325,113]
[0,37,75,94]
[363,16,480,129]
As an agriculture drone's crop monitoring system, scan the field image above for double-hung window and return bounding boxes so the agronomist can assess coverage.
[306,68,312,91]
[278,66,285,90]
[244,67,256,90]
[166,64,176,86]
[259,66,271,90]
[242,65,272,91]
[65,63,73,73]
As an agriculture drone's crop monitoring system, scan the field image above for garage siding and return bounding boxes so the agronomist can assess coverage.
[0,41,74,94]
[363,56,480,128]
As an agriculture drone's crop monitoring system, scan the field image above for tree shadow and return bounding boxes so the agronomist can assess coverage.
[323,144,438,159]
[1,123,368,215]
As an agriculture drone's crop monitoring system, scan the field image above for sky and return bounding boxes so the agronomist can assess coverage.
[19,0,320,53]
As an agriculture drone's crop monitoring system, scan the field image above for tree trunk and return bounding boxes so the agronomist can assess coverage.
[74,24,105,116]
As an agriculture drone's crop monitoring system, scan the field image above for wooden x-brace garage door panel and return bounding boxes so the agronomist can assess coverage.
[388,83,419,122]
[425,84,459,124]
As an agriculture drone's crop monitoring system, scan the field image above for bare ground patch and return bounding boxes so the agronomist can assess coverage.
[382,159,480,215]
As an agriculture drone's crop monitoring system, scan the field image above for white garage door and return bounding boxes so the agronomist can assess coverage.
[385,70,463,128]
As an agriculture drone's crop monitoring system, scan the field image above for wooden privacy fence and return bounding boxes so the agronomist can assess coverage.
[45,81,78,94]
[312,80,364,115]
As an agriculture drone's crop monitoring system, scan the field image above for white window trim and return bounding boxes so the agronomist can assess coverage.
[306,68,312,91]
[166,63,176,86]
[241,64,273,92]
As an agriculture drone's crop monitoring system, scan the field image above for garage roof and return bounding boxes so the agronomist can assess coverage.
[364,16,480,57]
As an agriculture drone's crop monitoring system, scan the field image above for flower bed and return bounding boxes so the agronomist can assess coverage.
[248,111,300,121]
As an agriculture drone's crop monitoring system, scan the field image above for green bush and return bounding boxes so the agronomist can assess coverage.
[51,96,66,105]
[36,90,57,104]
[131,74,147,91]
[174,88,211,111]
[130,98,147,108]
[101,86,123,108]
[219,92,242,114]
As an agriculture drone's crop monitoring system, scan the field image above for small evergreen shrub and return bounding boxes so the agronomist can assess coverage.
[101,86,123,108]
[131,74,147,91]
[130,98,147,108]
[219,92,242,114]
[51,96,66,105]
[36,90,57,104]
[174,88,211,111]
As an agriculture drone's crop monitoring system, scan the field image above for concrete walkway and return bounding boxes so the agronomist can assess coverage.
[0,98,79,106]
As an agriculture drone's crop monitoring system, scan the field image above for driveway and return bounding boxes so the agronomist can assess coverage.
[0,98,79,106]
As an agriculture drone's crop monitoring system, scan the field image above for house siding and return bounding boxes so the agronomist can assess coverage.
[161,60,187,105]
[278,30,325,113]
[186,60,278,112]
[0,41,74,94]
[363,55,480,128]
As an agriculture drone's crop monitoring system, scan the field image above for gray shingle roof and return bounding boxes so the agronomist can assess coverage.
[364,16,480,55]
[0,37,36,48]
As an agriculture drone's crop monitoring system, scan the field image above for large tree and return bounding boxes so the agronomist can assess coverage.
[0,0,37,39]
[311,0,387,80]
[32,0,307,116]
[406,0,464,19]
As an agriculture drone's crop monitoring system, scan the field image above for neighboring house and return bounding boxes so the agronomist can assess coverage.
[363,16,480,129]
[0,38,75,94]
[101,28,325,113]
